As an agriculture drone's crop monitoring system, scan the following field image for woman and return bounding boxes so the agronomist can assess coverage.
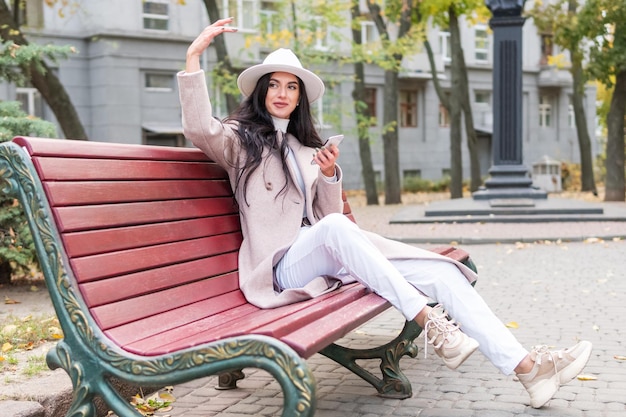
[178,18,592,409]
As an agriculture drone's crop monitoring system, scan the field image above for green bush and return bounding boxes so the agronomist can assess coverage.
[402,176,451,193]
[0,101,57,283]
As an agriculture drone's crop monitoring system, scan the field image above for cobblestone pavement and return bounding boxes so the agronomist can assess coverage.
[164,239,626,417]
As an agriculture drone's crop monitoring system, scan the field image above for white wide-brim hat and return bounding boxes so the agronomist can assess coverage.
[237,48,325,103]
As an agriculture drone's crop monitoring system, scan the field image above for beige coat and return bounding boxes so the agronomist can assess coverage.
[177,70,477,309]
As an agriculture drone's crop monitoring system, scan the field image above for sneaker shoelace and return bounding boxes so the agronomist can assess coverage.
[423,305,460,359]
[530,345,561,376]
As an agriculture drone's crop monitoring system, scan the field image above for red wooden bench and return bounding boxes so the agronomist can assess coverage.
[0,136,476,417]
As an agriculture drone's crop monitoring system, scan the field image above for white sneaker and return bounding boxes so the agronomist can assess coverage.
[424,304,479,370]
[517,341,593,408]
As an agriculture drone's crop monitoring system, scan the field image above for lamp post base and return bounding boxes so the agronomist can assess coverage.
[473,164,547,200]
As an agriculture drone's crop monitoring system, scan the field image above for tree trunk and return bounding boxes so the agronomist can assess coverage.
[571,54,597,194]
[382,70,402,204]
[452,10,481,192]
[448,7,464,198]
[0,2,88,140]
[28,65,88,139]
[351,2,378,205]
[202,0,240,113]
[367,0,412,205]
[568,0,597,194]
[604,69,626,201]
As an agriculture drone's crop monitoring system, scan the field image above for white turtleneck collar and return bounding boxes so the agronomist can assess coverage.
[272,116,289,133]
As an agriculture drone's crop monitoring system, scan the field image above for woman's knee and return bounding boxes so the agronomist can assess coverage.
[317,212,358,233]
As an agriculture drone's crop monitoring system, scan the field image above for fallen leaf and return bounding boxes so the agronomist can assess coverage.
[158,392,176,402]
[4,296,20,304]
[2,342,13,352]
[577,374,598,381]
[30,285,39,292]
[584,237,603,244]
[505,321,519,329]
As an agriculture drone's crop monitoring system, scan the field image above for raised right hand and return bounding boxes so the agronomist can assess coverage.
[186,17,237,73]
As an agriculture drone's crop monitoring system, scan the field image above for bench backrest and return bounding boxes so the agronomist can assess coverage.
[15,137,247,332]
[13,137,356,337]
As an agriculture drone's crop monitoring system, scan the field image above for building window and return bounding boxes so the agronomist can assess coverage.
[364,87,377,125]
[540,33,554,66]
[474,25,489,62]
[399,90,417,128]
[539,95,552,127]
[438,91,451,127]
[145,73,174,91]
[439,103,450,127]
[225,0,257,31]
[439,30,451,63]
[260,0,283,34]
[23,0,44,28]
[312,16,329,50]
[313,90,332,129]
[16,87,44,118]
[568,95,575,128]
[143,0,169,31]
[475,91,490,104]
[361,21,379,45]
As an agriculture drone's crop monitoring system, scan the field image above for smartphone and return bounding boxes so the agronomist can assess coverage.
[311,134,344,165]
[323,134,344,148]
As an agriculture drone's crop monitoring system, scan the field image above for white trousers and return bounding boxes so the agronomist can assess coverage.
[275,213,528,375]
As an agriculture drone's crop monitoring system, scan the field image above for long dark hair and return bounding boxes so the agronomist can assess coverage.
[225,72,324,205]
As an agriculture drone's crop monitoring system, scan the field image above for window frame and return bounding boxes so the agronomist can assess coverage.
[144,72,175,92]
[361,21,379,45]
[438,102,450,128]
[142,0,170,31]
[399,89,418,128]
[439,30,451,63]
[16,87,44,118]
[224,0,258,31]
[568,95,575,128]
[312,16,330,51]
[539,95,553,128]
[474,24,489,63]
[364,87,377,126]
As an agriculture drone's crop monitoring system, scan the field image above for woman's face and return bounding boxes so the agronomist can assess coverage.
[264,72,300,119]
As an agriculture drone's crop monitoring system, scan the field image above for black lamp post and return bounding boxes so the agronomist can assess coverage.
[473,0,546,200]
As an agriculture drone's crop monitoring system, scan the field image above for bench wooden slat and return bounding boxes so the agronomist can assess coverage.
[430,247,470,263]
[104,290,251,349]
[252,286,375,340]
[122,284,371,356]
[79,254,239,307]
[44,180,233,206]
[91,274,244,331]
[53,197,237,232]
[14,136,209,161]
[71,233,241,282]
[282,293,390,358]
[32,156,226,181]
[121,301,259,355]
[63,215,241,257]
